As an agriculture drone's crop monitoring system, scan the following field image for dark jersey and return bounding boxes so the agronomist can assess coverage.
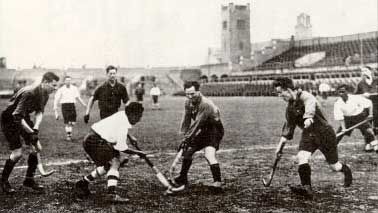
[355,78,378,94]
[2,85,49,128]
[93,81,129,114]
[282,91,329,140]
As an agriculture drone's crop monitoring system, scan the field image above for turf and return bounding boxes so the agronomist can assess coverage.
[1,96,378,212]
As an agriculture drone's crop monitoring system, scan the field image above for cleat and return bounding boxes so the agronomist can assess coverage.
[66,136,72,141]
[341,164,352,187]
[105,192,129,203]
[75,179,91,198]
[290,185,313,198]
[205,181,223,194]
[23,178,44,192]
[1,180,15,195]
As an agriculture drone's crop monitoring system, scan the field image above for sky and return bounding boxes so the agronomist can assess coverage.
[0,0,376,69]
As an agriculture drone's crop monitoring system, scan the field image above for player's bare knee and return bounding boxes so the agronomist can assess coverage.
[10,148,23,161]
[297,151,311,165]
[204,146,218,165]
[110,158,121,169]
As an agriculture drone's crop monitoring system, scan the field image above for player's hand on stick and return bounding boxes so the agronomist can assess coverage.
[177,139,189,152]
[30,129,39,147]
[84,114,90,123]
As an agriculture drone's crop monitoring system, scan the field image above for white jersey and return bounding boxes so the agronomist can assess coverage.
[54,85,80,109]
[150,87,161,96]
[334,94,372,121]
[91,111,132,151]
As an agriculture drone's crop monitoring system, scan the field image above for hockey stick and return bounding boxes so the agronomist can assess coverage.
[336,117,373,138]
[169,149,183,181]
[127,136,172,189]
[262,140,285,187]
[36,153,56,177]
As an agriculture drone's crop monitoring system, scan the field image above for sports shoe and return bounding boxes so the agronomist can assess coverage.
[290,185,313,198]
[105,192,129,203]
[75,179,91,198]
[341,164,352,187]
[1,180,15,195]
[23,178,44,192]
[206,181,223,194]
[66,135,72,141]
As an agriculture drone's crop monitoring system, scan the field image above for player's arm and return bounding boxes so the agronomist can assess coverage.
[359,95,373,117]
[33,111,43,130]
[183,104,211,142]
[74,87,87,107]
[281,121,295,141]
[301,92,316,128]
[85,96,95,115]
[53,88,61,119]
[180,101,192,134]
[122,86,130,106]
[12,92,35,133]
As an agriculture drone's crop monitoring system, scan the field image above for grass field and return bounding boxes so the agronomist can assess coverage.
[1,95,378,212]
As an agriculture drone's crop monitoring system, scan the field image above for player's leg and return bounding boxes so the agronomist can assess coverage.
[320,126,352,187]
[204,146,222,188]
[290,130,317,198]
[105,155,129,203]
[203,122,224,188]
[358,125,376,151]
[1,113,24,194]
[21,129,44,192]
[171,146,197,190]
[76,131,113,198]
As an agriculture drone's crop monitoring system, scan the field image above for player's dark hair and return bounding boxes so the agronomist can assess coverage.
[106,65,118,74]
[273,77,294,90]
[125,102,144,117]
[42,72,60,83]
[184,81,200,91]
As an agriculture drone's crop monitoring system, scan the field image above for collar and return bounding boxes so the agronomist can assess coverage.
[106,80,117,87]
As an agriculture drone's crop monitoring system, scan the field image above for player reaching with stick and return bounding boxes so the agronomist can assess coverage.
[334,84,377,151]
[75,102,147,203]
[1,72,59,194]
[273,77,352,198]
[168,81,224,194]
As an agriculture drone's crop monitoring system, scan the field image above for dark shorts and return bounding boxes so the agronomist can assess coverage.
[1,112,34,150]
[61,103,77,124]
[152,95,158,104]
[183,120,224,158]
[299,125,338,164]
[342,110,372,136]
[136,94,143,102]
[83,130,120,167]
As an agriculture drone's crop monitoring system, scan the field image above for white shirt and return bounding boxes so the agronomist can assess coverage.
[54,85,80,109]
[334,94,372,121]
[91,111,132,151]
[150,87,161,96]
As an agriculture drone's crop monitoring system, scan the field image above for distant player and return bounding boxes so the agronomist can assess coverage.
[75,102,146,203]
[150,83,161,109]
[53,76,86,141]
[1,72,59,194]
[334,84,377,151]
[355,66,378,136]
[134,83,145,103]
[273,77,352,198]
[169,81,224,194]
[84,65,129,122]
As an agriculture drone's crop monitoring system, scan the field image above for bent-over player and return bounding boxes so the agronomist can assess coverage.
[170,81,224,193]
[334,84,376,151]
[75,102,146,203]
[1,72,59,194]
[53,76,86,141]
[273,77,352,198]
